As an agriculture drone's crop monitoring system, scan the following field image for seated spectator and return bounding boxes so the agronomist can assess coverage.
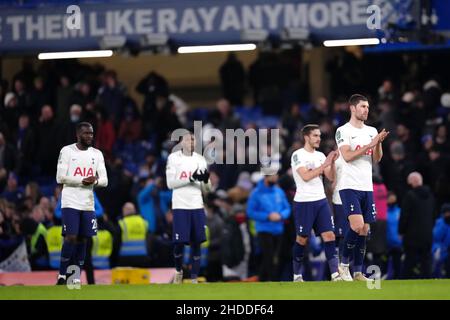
[97,70,126,127]
[55,75,74,125]
[35,105,59,177]
[1,173,24,205]
[227,172,253,204]
[0,132,17,191]
[15,114,36,179]
[3,92,21,133]
[117,98,142,144]
[95,108,116,160]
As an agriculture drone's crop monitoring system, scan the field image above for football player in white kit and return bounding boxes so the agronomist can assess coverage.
[291,124,343,282]
[335,94,389,281]
[56,122,108,285]
[166,131,210,284]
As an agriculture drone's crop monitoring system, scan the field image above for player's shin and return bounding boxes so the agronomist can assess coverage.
[174,243,184,272]
[353,235,366,273]
[324,241,339,275]
[190,243,201,282]
[75,240,87,274]
[292,242,305,280]
[341,229,359,265]
[59,240,77,278]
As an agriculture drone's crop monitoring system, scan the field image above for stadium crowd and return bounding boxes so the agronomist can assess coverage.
[1,49,450,281]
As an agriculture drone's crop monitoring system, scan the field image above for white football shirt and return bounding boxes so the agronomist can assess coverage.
[291,148,326,202]
[56,144,108,211]
[335,122,378,192]
[165,150,208,210]
[332,156,344,205]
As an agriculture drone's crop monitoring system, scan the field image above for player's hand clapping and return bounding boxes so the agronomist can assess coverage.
[324,150,338,167]
[190,169,210,183]
[82,175,97,185]
[368,129,390,148]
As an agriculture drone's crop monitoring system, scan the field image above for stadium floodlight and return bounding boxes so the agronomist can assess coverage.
[38,50,113,60]
[177,44,257,54]
[140,33,169,47]
[323,38,380,47]
[99,35,127,50]
[281,28,310,41]
[241,29,269,42]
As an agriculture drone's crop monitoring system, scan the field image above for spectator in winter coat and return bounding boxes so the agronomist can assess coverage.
[247,174,291,281]
[400,172,435,279]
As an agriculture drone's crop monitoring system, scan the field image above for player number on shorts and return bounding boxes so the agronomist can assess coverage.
[92,219,97,230]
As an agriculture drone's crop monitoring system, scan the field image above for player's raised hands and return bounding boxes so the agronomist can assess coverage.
[190,169,210,183]
[332,150,340,161]
[324,151,336,167]
[378,129,390,143]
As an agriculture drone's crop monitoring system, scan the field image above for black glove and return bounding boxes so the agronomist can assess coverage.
[199,169,210,183]
[191,169,210,183]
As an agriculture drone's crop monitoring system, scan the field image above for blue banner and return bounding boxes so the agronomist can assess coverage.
[0,0,430,53]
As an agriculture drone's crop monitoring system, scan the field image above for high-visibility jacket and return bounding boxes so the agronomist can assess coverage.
[45,226,63,269]
[31,223,49,267]
[92,229,113,269]
[118,215,148,257]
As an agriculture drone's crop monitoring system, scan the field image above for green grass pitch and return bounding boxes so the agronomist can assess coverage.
[1,280,450,300]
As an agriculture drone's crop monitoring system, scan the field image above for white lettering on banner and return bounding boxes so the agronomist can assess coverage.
[180,8,201,33]
[352,0,368,24]
[242,5,263,29]
[105,11,114,35]
[158,9,177,33]
[135,9,153,34]
[46,15,63,40]
[198,7,219,32]
[114,10,134,34]
[309,3,330,29]
[220,6,241,31]
[330,1,350,26]
[63,14,85,38]
[284,4,308,28]
[90,12,105,36]
[6,16,25,41]
[262,4,283,30]
[26,15,44,40]
[0,1,381,44]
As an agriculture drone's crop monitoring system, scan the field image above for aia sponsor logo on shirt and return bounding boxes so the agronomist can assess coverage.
[74,167,94,177]
[179,171,192,179]
[355,145,373,155]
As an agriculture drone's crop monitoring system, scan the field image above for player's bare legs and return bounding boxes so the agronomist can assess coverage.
[320,231,342,281]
